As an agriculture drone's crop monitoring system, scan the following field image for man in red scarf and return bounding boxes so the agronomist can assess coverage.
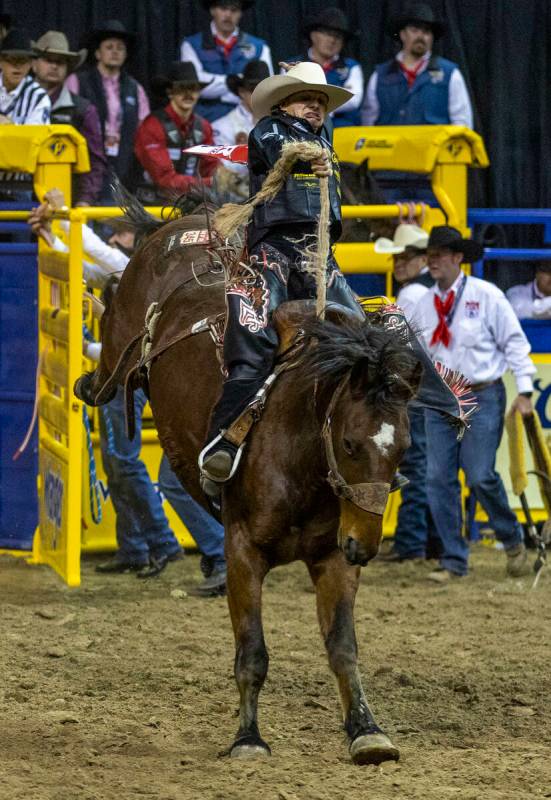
[413,226,535,581]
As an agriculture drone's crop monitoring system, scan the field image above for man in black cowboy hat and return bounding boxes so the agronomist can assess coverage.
[0,28,50,124]
[66,20,149,196]
[507,257,551,320]
[283,7,364,127]
[413,225,535,582]
[32,31,107,206]
[212,59,268,174]
[362,2,472,128]
[134,62,218,204]
[181,0,273,122]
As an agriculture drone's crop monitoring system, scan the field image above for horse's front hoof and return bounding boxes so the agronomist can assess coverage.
[230,736,271,760]
[350,732,399,765]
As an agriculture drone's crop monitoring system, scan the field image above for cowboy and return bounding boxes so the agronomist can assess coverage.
[506,258,551,320]
[413,225,535,581]
[66,20,150,196]
[134,62,218,204]
[32,31,107,206]
[200,62,361,488]
[212,59,269,182]
[283,7,364,127]
[0,29,50,124]
[362,2,472,128]
[181,0,273,122]
[374,224,439,563]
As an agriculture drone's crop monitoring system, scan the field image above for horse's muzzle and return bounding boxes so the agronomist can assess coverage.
[342,536,370,567]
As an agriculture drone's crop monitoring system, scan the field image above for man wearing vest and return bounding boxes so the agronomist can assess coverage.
[413,226,535,582]
[134,62,218,204]
[361,3,473,203]
[66,20,150,197]
[32,31,107,206]
[199,63,364,491]
[181,0,273,122]
[283,8,364,128]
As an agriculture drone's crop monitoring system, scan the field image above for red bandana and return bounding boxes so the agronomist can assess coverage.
[398,59,425,88]
[431,291,455,348]
[215,33,238,58]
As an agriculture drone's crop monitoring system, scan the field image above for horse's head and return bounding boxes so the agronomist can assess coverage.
[304,319,422,566]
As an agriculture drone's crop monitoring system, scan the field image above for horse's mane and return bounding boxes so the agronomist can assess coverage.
[300,318,420,413]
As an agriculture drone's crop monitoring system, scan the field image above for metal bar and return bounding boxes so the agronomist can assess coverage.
[341,203,426,219]
[469,209,551,224]
[482,248,551,260]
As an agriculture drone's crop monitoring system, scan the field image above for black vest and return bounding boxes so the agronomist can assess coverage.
[136,109,206,203]
[248,112,342,249]
[407,270,434,289]
[77,67,140,185]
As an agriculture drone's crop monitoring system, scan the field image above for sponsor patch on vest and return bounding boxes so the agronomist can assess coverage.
[428,69,444,84]
[165,229,212,253]
[239,43,257,58]
[464,301,480,318]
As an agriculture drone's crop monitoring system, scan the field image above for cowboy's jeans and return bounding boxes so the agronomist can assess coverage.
[425,380,522,575]
[99,386,181,565]
[158,454,226,569]
[394,407,436,558]
[208,242,361,437]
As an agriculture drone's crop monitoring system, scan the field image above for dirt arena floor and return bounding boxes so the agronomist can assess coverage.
[0,545,549,800]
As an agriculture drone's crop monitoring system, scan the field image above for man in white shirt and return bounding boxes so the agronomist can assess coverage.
[0,29,50,125]
[375,225,439,562]
[181,0,273,122]
[506,260,551,320]
[414,226,535,581]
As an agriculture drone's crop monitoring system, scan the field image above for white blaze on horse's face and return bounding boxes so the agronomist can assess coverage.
[370,422,395,457]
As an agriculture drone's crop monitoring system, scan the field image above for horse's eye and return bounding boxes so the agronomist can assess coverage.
[343,437,354,456]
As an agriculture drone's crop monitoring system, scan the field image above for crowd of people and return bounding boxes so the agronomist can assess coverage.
[0,1,547,591]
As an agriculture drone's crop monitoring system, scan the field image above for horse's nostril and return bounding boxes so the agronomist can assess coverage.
[343,537,370,567]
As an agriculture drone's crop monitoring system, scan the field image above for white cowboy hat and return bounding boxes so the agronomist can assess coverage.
[251,61,353,120]
[374,224,429,255]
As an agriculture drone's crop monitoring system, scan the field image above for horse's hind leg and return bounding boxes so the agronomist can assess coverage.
[307,549,399,766]
[225,529,271,759]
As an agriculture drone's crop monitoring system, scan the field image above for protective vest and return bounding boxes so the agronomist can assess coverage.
[248,113,342,249]
[77,67,140,184]
[375,56,456,125]
[286,54,361,127]
[185,29,266,121]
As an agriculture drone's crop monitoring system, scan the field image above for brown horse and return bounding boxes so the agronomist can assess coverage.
[76,201,422,765]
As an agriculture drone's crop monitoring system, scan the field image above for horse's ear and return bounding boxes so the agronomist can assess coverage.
[350,357,377,395]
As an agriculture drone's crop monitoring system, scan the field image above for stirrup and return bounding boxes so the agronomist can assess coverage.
[198,434,245,483]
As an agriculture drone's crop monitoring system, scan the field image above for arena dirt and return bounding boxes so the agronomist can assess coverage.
[0,545,549,800]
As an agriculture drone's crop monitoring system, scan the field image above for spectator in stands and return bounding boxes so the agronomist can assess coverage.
[0,29,50,124]
[28,196,227,597]
[362,3,472,128]
[361,3,473,203]
[32,31,107,207]
[282,8,364,127]
[0,29,50,208]
[134,62,218,204]
[506,259,551,320]
[181,0,273,122]
[66,20,150,196]
[413,225,535,582]
[212,59,268,178]
[374,224,438,563]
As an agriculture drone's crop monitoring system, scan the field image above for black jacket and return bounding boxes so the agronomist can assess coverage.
[247,111,342,250]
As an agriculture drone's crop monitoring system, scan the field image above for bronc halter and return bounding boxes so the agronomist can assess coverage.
[321,372,391,516]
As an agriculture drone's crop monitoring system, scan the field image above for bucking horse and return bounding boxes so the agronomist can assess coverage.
[75,192,439,765]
